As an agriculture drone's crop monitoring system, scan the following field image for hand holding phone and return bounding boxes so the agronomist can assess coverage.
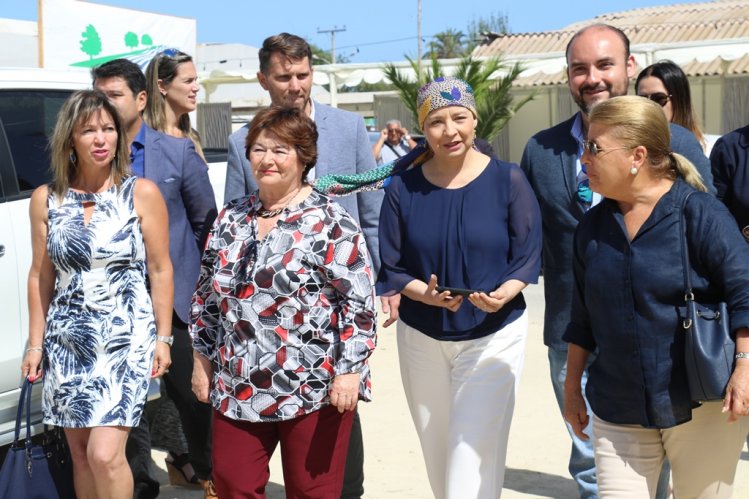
[435,286,482,298]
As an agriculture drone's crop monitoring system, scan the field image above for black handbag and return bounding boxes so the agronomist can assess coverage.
[679,192,735,402]
[0,379,76,498]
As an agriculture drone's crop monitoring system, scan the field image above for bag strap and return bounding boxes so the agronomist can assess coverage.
[384,141,404,158]
[13,378,33,446]
[679,191,696,328]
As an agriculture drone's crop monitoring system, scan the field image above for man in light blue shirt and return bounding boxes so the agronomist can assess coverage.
[371,119,417,165]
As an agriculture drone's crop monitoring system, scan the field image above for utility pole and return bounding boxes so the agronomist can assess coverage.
[417,0,422,83]
[317,26,346,64]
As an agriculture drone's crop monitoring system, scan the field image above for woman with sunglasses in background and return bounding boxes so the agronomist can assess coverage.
[563,96,749,498]
[145,50,205,159]
[636,60,718,154]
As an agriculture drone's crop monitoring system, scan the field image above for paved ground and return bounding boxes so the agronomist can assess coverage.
[154,278,749,498]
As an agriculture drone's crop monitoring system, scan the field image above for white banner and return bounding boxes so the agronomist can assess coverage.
[40,0,196,69]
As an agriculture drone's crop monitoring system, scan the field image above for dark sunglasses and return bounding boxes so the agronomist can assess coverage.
[639,92,671,107]
[583,140,632,157]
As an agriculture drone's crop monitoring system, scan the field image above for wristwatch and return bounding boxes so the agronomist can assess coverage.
[404,134,412,141]
[156,335,174,346]
[736,352,749,360]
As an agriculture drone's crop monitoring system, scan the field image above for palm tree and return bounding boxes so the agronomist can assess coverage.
[428,29,466,59]
[383,55,533,140]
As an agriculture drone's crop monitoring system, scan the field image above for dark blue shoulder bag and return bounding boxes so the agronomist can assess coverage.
[0,379,75,498]
[680,191,735,402]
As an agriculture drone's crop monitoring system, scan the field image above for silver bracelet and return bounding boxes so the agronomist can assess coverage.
[26,347,43,353]
[735,352,749,360]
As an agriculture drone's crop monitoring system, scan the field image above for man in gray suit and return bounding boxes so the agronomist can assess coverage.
[93,59,217,498]
[520,24,713,499]
[223,33,381,499]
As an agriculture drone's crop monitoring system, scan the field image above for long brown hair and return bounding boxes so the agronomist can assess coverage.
[636,60,705,150]
[144,49,204,158]
[49,90,130,203]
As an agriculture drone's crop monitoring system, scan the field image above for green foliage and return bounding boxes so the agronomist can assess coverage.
[383,56,442,126]
[427,29,466,59]
[339,81,394,93]
[466,11,510,52]
[310,43,332,65]
[124,31,138,51]
[141,34,153,46]
[80,24,102,59]
[383,55,533,140]
[310,42,351,65]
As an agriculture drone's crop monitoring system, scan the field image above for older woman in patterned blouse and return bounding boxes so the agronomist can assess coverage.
[190,105,377,498]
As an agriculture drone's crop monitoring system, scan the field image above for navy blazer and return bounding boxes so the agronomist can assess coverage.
[520,113,714,349]
[142,125,217,323]
[223,101,383,272]
[710,124,749,241]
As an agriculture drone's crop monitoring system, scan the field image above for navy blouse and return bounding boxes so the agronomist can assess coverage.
[376,158,542,341]
[564,179,749,428]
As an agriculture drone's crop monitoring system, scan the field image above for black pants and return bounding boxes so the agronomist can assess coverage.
[127,317,213,497]
[127,416,160,499]
[161,319,213,479]
[341,409,364,499]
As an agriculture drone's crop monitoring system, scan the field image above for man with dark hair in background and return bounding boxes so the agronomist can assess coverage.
[92,58,217,499]
[223,32,387,499]
[520,24,713,498]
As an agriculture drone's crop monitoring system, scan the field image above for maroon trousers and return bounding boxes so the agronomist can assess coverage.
[212,406,355,499]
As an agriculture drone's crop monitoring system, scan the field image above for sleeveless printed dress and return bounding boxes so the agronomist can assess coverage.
[42,176,156,427]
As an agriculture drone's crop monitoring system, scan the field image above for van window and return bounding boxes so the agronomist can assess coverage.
[0,90,72,195]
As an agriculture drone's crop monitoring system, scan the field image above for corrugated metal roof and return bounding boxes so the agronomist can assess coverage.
[474,1,749,58]
[512,55,749,87]
[478,1,749,87]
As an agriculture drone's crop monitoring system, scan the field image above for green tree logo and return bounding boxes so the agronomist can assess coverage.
[141,34,153,46]
[124,31,139,51]
[80,24,102,59]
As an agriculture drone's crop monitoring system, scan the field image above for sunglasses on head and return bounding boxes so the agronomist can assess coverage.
[640,92,671,107]
[583,140,632,157]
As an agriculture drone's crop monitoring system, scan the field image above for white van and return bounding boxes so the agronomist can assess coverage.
[0,68,90,446]
[0,68,227,447]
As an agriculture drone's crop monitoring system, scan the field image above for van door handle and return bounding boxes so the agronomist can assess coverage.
[0,245,4,257]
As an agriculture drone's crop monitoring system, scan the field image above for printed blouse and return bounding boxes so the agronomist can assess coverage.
[190,190,376,423]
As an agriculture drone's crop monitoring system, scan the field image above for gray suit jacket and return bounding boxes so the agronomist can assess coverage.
[143,125,217,323]
[520,113,714,349]
[224,101,383,272]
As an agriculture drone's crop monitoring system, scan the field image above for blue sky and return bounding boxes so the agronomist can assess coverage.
[5,0,695,62]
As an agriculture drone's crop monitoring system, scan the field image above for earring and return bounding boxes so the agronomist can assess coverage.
[630,165,638,175]
[69,151,77,165]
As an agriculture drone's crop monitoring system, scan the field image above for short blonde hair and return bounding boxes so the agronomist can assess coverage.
[588,96,706,192]
[49,90,130,203]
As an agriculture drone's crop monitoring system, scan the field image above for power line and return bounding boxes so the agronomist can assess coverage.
[317,25,347,63]
[334,34,453,51]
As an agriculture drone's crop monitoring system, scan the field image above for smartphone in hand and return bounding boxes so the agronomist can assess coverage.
[435,286,482,297]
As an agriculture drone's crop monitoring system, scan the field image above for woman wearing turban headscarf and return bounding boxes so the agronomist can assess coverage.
[375,77,542,499]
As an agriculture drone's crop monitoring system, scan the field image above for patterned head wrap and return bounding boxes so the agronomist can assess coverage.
[417,76,477,130]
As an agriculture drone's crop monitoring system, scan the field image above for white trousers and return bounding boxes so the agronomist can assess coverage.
[397,311,528,499]
[593,401,749,499]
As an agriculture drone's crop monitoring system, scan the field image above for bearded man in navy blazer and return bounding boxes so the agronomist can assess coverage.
[223,32,383,499]
[520,24,713,499]
[93,59,217,499]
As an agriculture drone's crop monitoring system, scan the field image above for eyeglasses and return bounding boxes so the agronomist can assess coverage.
[639,92,671,107]
[583,140,632,157]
